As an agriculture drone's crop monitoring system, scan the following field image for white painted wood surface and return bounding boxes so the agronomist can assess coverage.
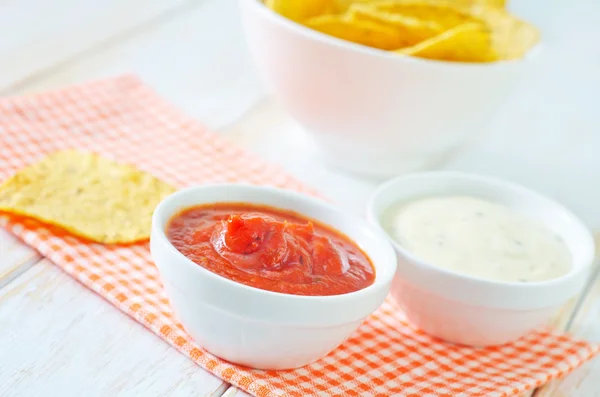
[0,260,227,397]
[535,261,600,397]
[0,0,599,395]
[0,0,192,92]
[12,0,266,130]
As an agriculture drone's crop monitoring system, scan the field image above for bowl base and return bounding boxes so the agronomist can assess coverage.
[312,137,462,180]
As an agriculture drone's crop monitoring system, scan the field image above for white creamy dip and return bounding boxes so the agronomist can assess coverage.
[384,195,572,282]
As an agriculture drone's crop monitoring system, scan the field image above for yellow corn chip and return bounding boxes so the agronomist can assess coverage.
[334,0,378,12]
[336,0,506,10]
[266,0,536,62]
[469,0,506,7]
[469,6,539,59]
[348,3,443,46]
[396,22,495,62]
[401,1,538,59]
[370,0,477,29]
[0,150,176,244]
[432,0,507,7]
[265,0,336,22]
[306,14,405,50]
[375,0,538,60]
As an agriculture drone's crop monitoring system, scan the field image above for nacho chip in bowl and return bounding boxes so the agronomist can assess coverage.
[306,14,405,50]
[264,0,539,63]
[396,22,495,62]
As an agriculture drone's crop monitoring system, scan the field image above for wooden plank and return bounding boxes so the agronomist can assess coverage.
[7,0,266,130]
[534,235,600,397]
[0,259,228,396]
[0,0,193,92]
[534,278,600,396]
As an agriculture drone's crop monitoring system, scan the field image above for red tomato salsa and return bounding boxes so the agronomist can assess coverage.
[166,203,375,296]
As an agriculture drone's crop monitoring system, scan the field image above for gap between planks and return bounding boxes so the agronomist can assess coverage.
[0,254,40,291]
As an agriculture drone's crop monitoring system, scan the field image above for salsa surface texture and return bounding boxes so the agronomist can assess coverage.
[166,203,375,296]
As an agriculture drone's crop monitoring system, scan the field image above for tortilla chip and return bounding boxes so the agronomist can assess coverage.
[336,0,506,10]
[306,14,405,50]
[0,150,176,244]
[265,0,336,22]
[464,0,506,7]
[469,6,539,59]
[377,0,538,60]
[428,0,507,7]
[266,0,536,61]
[370,0,477,29]
[396,22,496,62]
[348,3,443,46]
[335,0,378,12]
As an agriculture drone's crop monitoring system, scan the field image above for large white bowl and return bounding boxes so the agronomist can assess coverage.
[367,172,595,346]
[239,0,541,177]
[151,184,397,369]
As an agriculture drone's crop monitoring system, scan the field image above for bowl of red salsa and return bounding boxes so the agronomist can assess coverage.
[150,184,396,369]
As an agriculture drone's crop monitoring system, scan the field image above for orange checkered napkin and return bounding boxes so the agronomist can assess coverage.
[0,75,597,397]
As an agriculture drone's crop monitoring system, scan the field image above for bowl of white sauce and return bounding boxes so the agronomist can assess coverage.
[367,171,595,346]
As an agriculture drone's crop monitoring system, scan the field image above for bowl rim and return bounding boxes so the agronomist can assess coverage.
[366,171,595,307]
[240,0,542,69]
[151,183,397,308]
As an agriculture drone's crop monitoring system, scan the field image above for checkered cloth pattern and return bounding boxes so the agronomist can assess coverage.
[0,75,597,397]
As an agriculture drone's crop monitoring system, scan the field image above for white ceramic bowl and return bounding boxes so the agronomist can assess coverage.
[151,184,397,369]
[239,0,541,177]
[367,171,595,346]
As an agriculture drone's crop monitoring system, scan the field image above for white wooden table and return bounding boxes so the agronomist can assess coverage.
[1,0,599,396]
